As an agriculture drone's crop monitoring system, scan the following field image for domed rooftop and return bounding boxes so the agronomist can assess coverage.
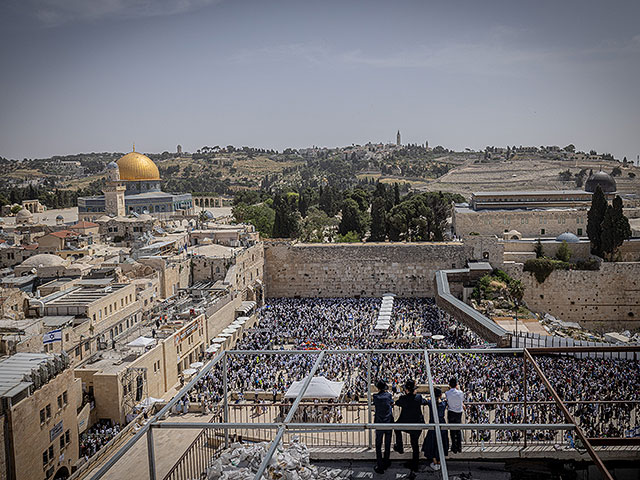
[56,214,64,220]
[585,170,616,193]
[19,254,65,267]
[556,232,580,243]
[16,208,33,219]
[116,150,160,181]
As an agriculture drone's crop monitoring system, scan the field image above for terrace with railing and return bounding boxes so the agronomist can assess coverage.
[84,346,640,480]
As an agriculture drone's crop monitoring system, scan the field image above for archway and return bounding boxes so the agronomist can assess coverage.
[54,466,70,479]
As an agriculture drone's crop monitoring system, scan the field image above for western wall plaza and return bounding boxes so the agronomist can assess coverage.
[1,2,640,479]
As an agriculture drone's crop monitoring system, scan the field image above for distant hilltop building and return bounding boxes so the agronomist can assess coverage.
[77,147,193,221]
[396,130,401,146]
[177,144,182,155]
[452,170,617,240]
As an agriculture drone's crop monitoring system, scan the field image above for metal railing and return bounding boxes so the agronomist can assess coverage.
[87,346,640,480]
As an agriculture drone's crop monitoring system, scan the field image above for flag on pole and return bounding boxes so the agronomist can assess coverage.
[43,329,62,344]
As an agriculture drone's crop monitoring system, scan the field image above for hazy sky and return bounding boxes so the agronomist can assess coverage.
[1,0,639,160]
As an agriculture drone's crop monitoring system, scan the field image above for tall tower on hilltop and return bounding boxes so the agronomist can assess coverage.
[102,162,126,217]
[396,130,401,146]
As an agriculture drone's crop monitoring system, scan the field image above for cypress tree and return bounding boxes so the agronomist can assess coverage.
[587,185,607,257]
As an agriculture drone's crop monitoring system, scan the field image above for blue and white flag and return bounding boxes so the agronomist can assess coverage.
[43,329,62,344]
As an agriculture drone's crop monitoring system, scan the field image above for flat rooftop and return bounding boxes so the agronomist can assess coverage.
[0,352,51,398]
[188,243,237,257]
[42,284,128,307]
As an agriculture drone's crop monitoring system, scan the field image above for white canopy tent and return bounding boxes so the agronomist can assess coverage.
[136,397,163,408]
[127,336,156,348]
[284,376,344,400]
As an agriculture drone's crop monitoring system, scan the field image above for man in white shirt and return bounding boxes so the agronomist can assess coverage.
[445,377,464,453]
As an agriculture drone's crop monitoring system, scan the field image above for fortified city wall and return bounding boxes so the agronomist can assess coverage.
[504,262,640,331]
[264,241,477,298]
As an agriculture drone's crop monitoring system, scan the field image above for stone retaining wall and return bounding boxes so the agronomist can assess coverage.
[264,241,473,298]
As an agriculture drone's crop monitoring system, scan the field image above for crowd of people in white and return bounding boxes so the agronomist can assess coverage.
[179,297,639,447]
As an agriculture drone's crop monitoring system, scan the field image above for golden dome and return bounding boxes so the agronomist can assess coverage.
[116,151,160,181]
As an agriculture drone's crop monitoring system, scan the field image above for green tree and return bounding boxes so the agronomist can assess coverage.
[534,239,544,258]
[336,231,360,242]
[555,240,572,262]
[600,196,631,261]
[338,198,368,238]
[587,185,607,257]
[232,202,275,238]
[273,192,300,238]
[298,206,337,242]
[369,196,387,242]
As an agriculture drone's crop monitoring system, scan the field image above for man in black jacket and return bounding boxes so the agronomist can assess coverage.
[393,379,427,471]
[372,380,394,474]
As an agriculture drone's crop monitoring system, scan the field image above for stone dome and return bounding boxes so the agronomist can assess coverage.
[556,232,580,243]
[16,208,33,219]
[19,254,65,268]
[585,170,616,193]
[116,151,160,181]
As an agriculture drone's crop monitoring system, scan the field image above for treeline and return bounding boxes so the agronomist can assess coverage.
[0,181,104,210]
[232,184,464,243]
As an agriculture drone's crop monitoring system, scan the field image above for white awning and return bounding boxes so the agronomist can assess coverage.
[284,376,344,399]
[127,336,156,348]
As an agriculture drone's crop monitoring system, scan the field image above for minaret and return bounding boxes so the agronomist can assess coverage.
[103,162,126,217]
[396,130,401,146]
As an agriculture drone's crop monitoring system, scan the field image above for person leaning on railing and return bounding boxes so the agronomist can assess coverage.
[445,377,465,454]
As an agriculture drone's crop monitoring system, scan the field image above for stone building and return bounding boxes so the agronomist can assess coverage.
[452,170,619,239]
[28,283,143,365]
[0,352,82,480]
[78,149,194,220]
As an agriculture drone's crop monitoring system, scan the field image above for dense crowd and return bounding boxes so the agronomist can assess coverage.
[79,420,121,459]
[183,297,639,445]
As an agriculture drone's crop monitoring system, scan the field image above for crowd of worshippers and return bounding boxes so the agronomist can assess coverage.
[79,420,121,460]
[181,298,638,444]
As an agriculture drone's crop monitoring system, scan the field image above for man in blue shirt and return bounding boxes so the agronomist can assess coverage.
[373,380,394,473]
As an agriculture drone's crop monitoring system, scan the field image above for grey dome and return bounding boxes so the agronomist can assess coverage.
[585,170,616,193]
[19,254,65,267]
[556,232,580,243]
[56,214,64,220]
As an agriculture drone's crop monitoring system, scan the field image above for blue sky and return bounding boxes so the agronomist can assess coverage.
[1,0,639,160]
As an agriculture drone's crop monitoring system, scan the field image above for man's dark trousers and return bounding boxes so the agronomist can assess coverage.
[448,410,463,453]
[394,430,421,469]
[375,429,392,469]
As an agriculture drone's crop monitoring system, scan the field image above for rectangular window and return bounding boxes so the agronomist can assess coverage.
[541,228,545,235]
[577,228,583,236]
[43,451,48,466]
[40,408,46,424]
[60,435,65,449]
[65,430,70,444]
[46,404,51,419]
[57,395,63,409]
[48,446,54,461]
[63,391,68,405]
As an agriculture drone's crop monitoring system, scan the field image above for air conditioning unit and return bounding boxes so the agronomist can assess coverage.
[60,350,70,368]
[30,368,43,389]
[38,365,49,385]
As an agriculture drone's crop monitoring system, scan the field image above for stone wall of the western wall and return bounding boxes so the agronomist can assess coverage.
[264,241,475,298]
[504,262,640,332]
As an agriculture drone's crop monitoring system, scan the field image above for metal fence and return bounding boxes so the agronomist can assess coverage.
[87,347,639,480]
